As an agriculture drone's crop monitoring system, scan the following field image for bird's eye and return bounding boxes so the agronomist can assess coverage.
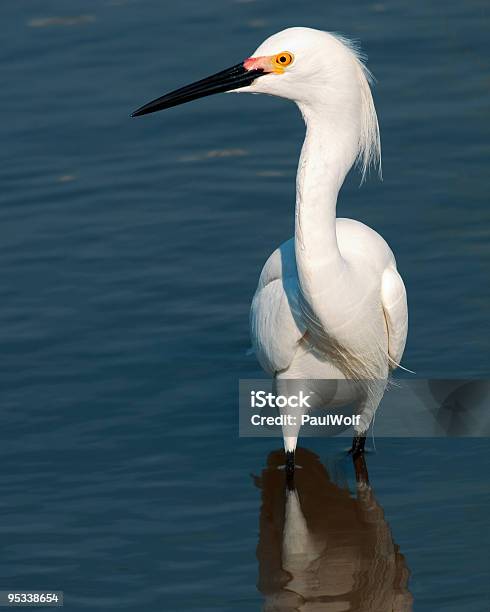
[273,51,294,69]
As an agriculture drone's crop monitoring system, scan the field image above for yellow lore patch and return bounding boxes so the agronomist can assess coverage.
[271,51,294,73]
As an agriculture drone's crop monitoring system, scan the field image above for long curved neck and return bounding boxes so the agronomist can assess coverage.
[295,104,358,303]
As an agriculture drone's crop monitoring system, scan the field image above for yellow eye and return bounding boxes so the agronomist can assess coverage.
[273,51,294,71]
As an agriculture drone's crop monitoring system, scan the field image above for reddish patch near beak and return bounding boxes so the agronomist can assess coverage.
[244,56,275,73]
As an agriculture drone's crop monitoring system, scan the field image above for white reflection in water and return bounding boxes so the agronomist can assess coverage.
[255,449,413,611]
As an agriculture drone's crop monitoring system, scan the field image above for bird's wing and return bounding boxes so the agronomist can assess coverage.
[250,277,306,375]
[381,266,408,368]
[255,238,298,291]
[250,240,306,375]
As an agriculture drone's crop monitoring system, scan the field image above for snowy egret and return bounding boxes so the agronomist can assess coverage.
[132,27,408,478]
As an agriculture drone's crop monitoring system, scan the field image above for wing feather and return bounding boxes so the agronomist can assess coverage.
[250,277,305,374]
[381,267,408,368]
[250,241,305,375]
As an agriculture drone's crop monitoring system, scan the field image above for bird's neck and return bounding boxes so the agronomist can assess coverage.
[294,104,358,301]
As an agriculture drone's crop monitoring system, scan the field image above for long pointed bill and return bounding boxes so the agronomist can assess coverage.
[131,63,264,117]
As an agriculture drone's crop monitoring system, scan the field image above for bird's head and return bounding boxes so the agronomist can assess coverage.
[132,27,381,178]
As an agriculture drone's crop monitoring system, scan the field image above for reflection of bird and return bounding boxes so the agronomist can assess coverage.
[132,28,408,473]
[254,449,413,611]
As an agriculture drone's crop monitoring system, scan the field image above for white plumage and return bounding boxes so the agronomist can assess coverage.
[241,29,408,454]
[132,26,409,466]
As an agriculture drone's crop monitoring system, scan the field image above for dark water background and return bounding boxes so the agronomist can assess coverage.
[1,1,489,610]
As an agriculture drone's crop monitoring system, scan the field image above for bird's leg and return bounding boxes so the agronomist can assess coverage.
[350,435,366,457]
[285,450,295,489]
[349,435,369,485]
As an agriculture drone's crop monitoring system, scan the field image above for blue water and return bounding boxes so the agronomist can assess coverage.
[1,1,489,610]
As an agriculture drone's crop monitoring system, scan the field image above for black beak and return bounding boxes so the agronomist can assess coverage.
[131,63,264,118]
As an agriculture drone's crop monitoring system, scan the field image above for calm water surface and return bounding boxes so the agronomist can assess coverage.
[1,1,489,610]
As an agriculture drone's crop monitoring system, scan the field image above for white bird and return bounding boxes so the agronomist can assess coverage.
[132,27,408,478]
